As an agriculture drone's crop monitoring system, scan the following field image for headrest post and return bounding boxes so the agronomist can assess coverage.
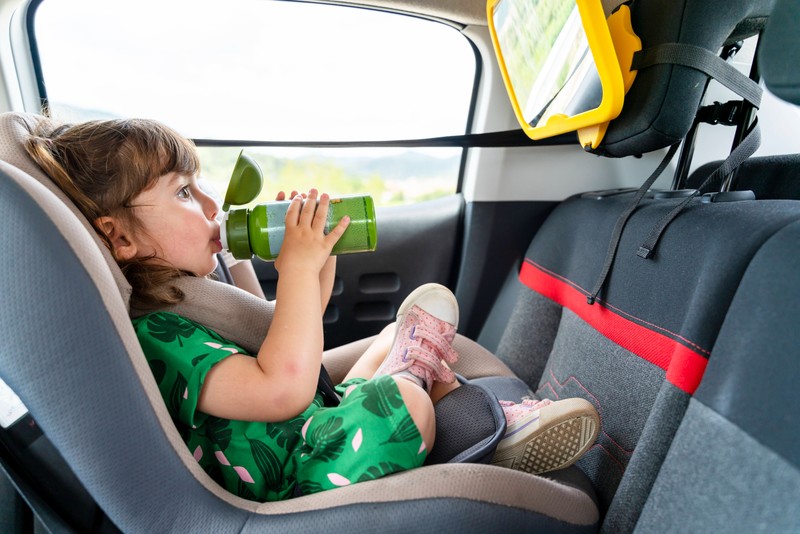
[723,34,762,192]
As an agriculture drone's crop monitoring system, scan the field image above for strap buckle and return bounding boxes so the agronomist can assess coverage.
[696,100,743,126]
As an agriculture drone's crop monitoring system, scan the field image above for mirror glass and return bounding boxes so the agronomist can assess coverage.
[490,0,603,129]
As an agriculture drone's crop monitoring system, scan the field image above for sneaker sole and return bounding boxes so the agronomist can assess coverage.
[491,398,600,474]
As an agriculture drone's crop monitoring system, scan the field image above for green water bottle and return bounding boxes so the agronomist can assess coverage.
[219,151,377,261]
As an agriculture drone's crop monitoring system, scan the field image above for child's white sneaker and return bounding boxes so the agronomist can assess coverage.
[491,397,600,474]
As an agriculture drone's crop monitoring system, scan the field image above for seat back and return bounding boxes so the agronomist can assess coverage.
[687,153,800,199]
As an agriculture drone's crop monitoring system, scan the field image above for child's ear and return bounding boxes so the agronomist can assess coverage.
[94,216,138,261]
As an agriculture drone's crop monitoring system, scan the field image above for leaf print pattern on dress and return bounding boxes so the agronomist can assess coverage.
[214,450,230,466]
[360,378,404,418]
[308,416,346,462]
[234,465,255,483]
[148,359,166,385]
[246,436,283,488]
[327,473,351,487]
[203,416,233,450]
[237,479,258,501]
[147,313,196,347]
[191,353,210,366]
[351,428,363,452]
[265,416,305,450]
[384,414,419,445]
[168,371,188,417]
[297,480,325,496]
[357,462,406,483]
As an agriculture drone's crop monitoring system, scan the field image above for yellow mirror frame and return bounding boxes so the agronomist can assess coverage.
[487,0,638,148]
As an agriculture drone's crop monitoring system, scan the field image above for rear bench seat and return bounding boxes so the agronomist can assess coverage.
[489,189,800,531]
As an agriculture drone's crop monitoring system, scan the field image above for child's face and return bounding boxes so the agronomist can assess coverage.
[130,172,222,276]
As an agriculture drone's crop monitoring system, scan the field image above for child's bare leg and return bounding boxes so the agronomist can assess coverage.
[430,379,460,404]
[343,323,395,382]
[345,322,462,404]
[393,377,436,448]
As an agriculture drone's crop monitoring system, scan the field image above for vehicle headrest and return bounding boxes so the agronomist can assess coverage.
[595,0,774,158]
[758,0,800,105]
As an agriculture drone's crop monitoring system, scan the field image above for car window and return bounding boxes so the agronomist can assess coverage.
[31,0,477,205]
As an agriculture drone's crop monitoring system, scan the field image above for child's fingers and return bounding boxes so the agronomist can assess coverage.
[285,193,303,225]
[324,215,350,246]
[312,193,331,231]
[275,191,286,201]
[299,189,318,226]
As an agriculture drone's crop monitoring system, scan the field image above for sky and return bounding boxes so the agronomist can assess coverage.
[34,0,476,146]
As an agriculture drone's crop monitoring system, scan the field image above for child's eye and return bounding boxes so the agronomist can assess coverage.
[177,186,191,200]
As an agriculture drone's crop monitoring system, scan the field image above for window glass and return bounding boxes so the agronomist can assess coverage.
[33,0,475,205]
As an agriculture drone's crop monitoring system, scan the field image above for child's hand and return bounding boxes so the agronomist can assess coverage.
[275,190,306,202]
[274,189,349,275]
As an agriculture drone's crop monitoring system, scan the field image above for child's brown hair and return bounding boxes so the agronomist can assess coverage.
[25,117,201,308]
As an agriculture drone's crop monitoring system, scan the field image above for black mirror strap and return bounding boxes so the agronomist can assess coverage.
[587,142,681,305]
[636,119,761,260]
[631,43,762,108]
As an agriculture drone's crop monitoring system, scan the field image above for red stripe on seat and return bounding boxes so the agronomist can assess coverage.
[519,260,707,394]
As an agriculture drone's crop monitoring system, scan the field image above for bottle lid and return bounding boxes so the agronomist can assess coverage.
[223,208,254,259]
[222,150,263,211]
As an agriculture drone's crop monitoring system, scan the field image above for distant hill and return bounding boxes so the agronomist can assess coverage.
[294,151,460,181]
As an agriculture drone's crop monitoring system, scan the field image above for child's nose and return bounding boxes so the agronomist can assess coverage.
[200,191,219,221]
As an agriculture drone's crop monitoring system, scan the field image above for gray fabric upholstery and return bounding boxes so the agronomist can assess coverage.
[495,289,562,387]
[536,310,666,510]
[686,154,800,199]
[634,220,800,532]
[601,382,690,533]
[495,172,800,529]
[635,402,800,533]
[760,0,800,105]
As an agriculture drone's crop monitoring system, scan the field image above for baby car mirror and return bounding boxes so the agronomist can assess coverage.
[487,0,640,148]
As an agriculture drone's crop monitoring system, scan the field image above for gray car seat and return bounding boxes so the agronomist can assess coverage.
[686,154,800,198]
[0,109,600,532]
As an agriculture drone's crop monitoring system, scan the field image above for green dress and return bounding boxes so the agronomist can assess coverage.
[133,312,426,502]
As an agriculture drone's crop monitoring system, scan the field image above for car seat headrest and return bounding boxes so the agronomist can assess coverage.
[759,0,800,105]
[595,0,774,157]
[0,112,134,308]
